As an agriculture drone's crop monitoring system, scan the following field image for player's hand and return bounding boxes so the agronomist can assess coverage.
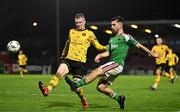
[60,52,65,59]
[60,56,64,59]
[94,54,101,63]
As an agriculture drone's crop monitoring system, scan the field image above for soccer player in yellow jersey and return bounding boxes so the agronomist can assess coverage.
[166,48,179,83]
[150,37,172,90]
[38,13,106,109]
[17,50,28,78]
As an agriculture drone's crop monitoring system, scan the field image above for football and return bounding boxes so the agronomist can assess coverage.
[7,40,21,53]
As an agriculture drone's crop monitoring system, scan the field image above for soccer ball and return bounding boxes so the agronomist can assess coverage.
[7,40,21,53]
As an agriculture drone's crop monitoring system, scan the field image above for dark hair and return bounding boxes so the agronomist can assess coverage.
[75,13,85,19]
[111,16,124,23]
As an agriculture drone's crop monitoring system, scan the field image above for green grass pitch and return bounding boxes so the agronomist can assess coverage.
[0,74,180,112]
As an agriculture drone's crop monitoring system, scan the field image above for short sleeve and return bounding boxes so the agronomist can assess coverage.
[123,34,138,46]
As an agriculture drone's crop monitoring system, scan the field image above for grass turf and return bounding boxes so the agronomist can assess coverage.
[0,74,180,112]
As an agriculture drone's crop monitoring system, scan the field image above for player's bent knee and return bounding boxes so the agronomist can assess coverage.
[56,64,69,77]
[56,69,66,77]
[56,71,66,78]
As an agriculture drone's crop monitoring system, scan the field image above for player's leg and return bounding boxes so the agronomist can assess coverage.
[161,64,172,79]
[172,66,177,77]
[65,62,125,109]
[73,77,89,109]
[47,63,69,92]
[162,64,175,83]
[21,65,27,75]
[19,66,23,78]
[95,63,125,109]
[65,67,104,91]
[65,61,122,88]
[23,65,27,73]
[67,61,89,109]
[169,67,177,83]
[163,72,171,78]
[151,68,162,90]
[39,62,69,96]
[75,62,121,87]
[163,65,171,79]
[97,78,125,109]
[65,62,120,91]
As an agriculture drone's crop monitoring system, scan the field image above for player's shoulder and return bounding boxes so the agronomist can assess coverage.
[85,29,94,34]
[152,45,158,49]
[69,28,76,33]
[69,28,83,32]
[22,54,26,57]
[122,33,133,38]
[161,44,169,50]
[121,33,134,42]
[84,29,96,39]
[162,44,168,48]
[70,28,93,34]
[152,44,158,47]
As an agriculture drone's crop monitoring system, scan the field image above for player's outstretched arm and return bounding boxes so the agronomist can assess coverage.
[136,43,159,58]
[89,32,107,51]
[61,39,69,59]
[91,39,107,51]
[94,51,109,63]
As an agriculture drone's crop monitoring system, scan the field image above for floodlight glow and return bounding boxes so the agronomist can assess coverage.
[33,22,38,27]
[173,24,180,28]
[144,29,151,33]
[105,30,112,34]
[90,25,98,30]
[130,24,138,29]
[155,34,159,38]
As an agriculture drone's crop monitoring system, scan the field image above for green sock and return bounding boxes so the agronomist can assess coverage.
[75,78,87,88]
[113,94,120,101]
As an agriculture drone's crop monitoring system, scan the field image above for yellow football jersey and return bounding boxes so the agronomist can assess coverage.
[166,53,179,66]
[151,44,169,64]
[18,54,28,65]
[63,28,106,63]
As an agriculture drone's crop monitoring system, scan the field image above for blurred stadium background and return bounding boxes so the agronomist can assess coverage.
[0,0,179,75]
[1,0,180,112]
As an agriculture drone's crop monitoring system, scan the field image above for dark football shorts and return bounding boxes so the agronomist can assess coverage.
[155,63,167,71]
[61,59,88,79]
[19,65,26,69]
